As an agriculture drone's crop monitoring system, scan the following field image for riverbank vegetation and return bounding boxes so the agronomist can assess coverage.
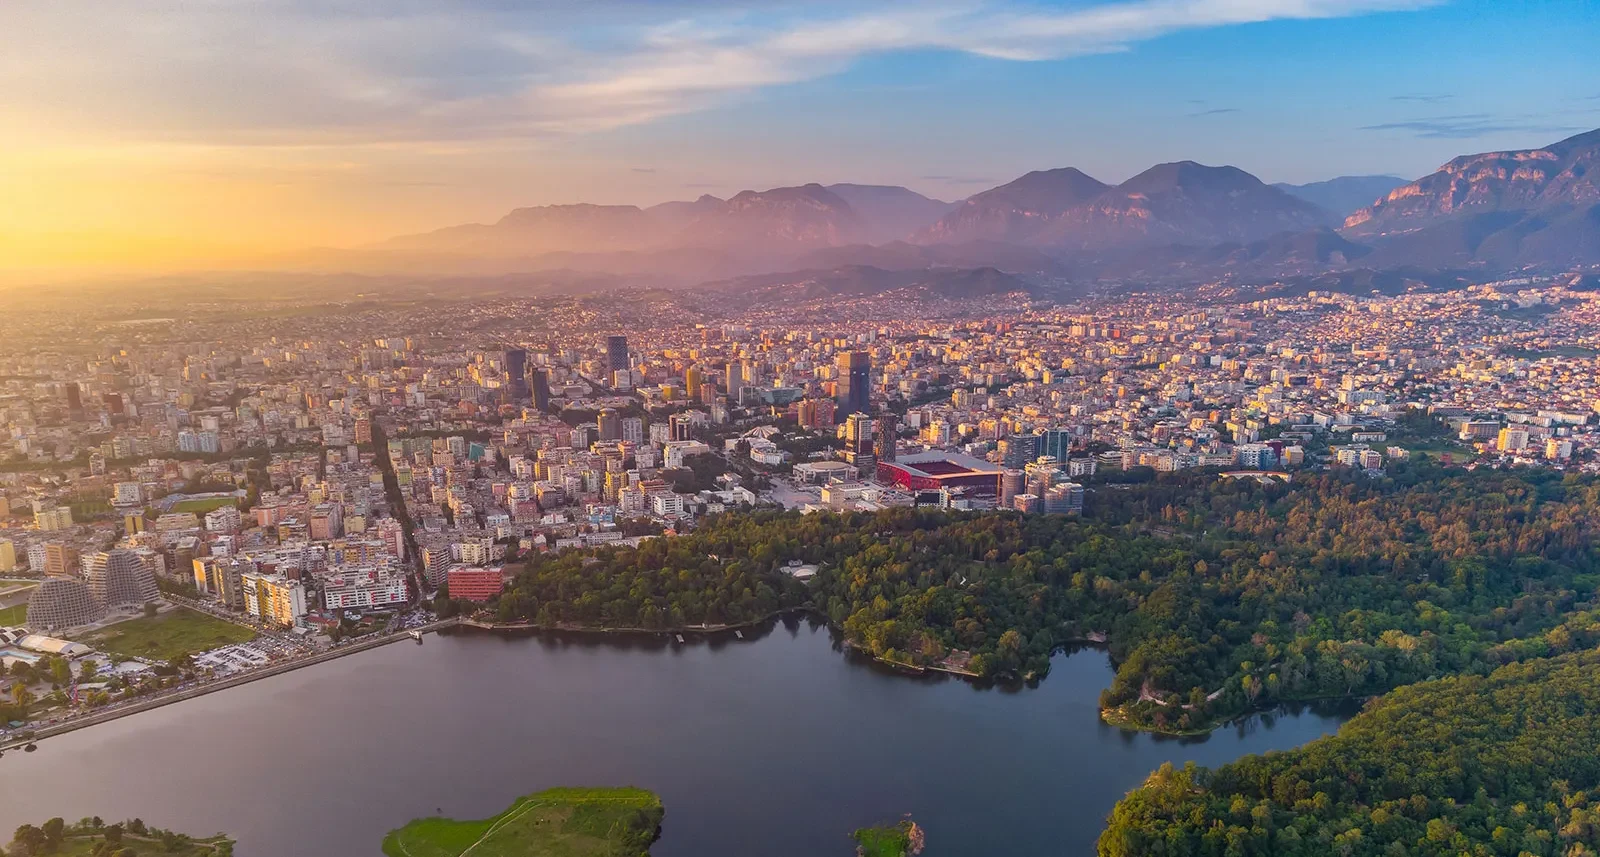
[1099,649,1600,857]
[499,461,1600,734]
[853,819,925,857]
[4,817,233,857]
[380,787,663,857]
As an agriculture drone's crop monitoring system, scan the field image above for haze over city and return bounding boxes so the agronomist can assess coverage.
[3,0,1597,272]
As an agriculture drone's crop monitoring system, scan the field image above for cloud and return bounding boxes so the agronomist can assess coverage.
[1187,107,1241,117]
[0,0,1442,147]
[1391,94,1454,103]
[1360,114,1585,139]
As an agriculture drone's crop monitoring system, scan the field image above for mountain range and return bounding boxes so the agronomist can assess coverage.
[362,128,1600,292]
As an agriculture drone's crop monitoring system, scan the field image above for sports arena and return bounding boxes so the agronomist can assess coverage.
[876,452,1001,495]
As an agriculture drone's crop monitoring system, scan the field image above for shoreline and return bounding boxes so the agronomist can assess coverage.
[0,617,460,753]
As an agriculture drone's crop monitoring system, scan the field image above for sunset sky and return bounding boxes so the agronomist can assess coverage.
[2,0,1597,272]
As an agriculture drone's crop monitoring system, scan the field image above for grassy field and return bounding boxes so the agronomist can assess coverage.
[169,496,240,514]
[382,787,663,857]
[84,607,256,661]
[0,602,28,626]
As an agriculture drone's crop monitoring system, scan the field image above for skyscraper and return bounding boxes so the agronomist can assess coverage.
[725,362,743,399]
[504,348,529,401]
[836,351,870,416]
[530,368,551,413]
[597,407,622,442]
[685,365,703,400]
[874,412,898,463]
[606,335,629,375]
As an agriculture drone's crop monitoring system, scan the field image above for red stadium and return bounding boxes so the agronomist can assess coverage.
[876,452,1002,495]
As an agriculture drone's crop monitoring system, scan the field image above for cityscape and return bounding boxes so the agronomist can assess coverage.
[4,1,1600,856]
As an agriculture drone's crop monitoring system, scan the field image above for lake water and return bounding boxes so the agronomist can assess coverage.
[0,619,1351,857]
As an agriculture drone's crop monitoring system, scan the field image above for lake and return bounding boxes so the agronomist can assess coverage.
[0,619,1352,856]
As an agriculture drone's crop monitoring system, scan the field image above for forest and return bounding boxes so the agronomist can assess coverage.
[498,460,1600,733]
[1098,650,1600,857]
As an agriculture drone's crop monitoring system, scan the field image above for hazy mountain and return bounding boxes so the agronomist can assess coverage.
[705,264,1031,303]
[1273,175,1408,218]
[791,240,1069,276]
[384,203,665,256]
[822,184,957,243]
[1344,128,1600,266]
[362,129,1600,284]
[1042,161,1333,250]
[915,168,1110,245]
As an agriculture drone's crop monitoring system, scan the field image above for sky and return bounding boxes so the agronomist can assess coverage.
[2,0,1598,272]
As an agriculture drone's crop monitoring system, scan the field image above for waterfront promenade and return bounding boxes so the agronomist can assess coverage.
[0,617,460,753]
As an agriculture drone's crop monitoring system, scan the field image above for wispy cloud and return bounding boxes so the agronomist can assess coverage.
[1187,107,1241,117]
[1360,113,1585,139]
[1391,94,1454,103]
[0,0,1442,147]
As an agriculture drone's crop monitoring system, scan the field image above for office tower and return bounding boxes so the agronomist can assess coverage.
[530,368,551,412]
[85,548,160,608]
[844,413,874,456]
[998,469,1025,508]
[874,412,898,463]
[835,352,871,416]
[504,348,529,401]
[999,434,1042,469]
[64,382,83,416]
[724,362,743,399]
[1039,428,1073,463]
[685,365,703,400]
[597,407,622,442]
[606,335,629,375]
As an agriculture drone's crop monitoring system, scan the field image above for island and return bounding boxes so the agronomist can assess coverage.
[853,819,926,857]
[380,787,664,857]
[3,817,233,857]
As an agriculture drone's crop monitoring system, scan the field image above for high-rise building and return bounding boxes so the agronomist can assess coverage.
[0,539,14,573]
[724,362,744,399]
[26,577,105,630]
[530,368,551,413]
[874,413,898,463]
[504,348,529,401]
[844,413,874,456]
[999,434,1041,469]
[1039,429,1073,463]
[85,549,159,608]
[998,469,1025,508]
[685,365,703,400]
[835,352,871,416]
[606,335,630,375]
[597,408,622,442]
[43,542,78,577]
[64,382,83,416]
[241,572,307,627]
[796,398,836,429]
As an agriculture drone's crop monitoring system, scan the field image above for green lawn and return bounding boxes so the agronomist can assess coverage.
[382,788,663,857]
[169,496,240,514]
[83,607,256,662]
[0,602,28,626]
